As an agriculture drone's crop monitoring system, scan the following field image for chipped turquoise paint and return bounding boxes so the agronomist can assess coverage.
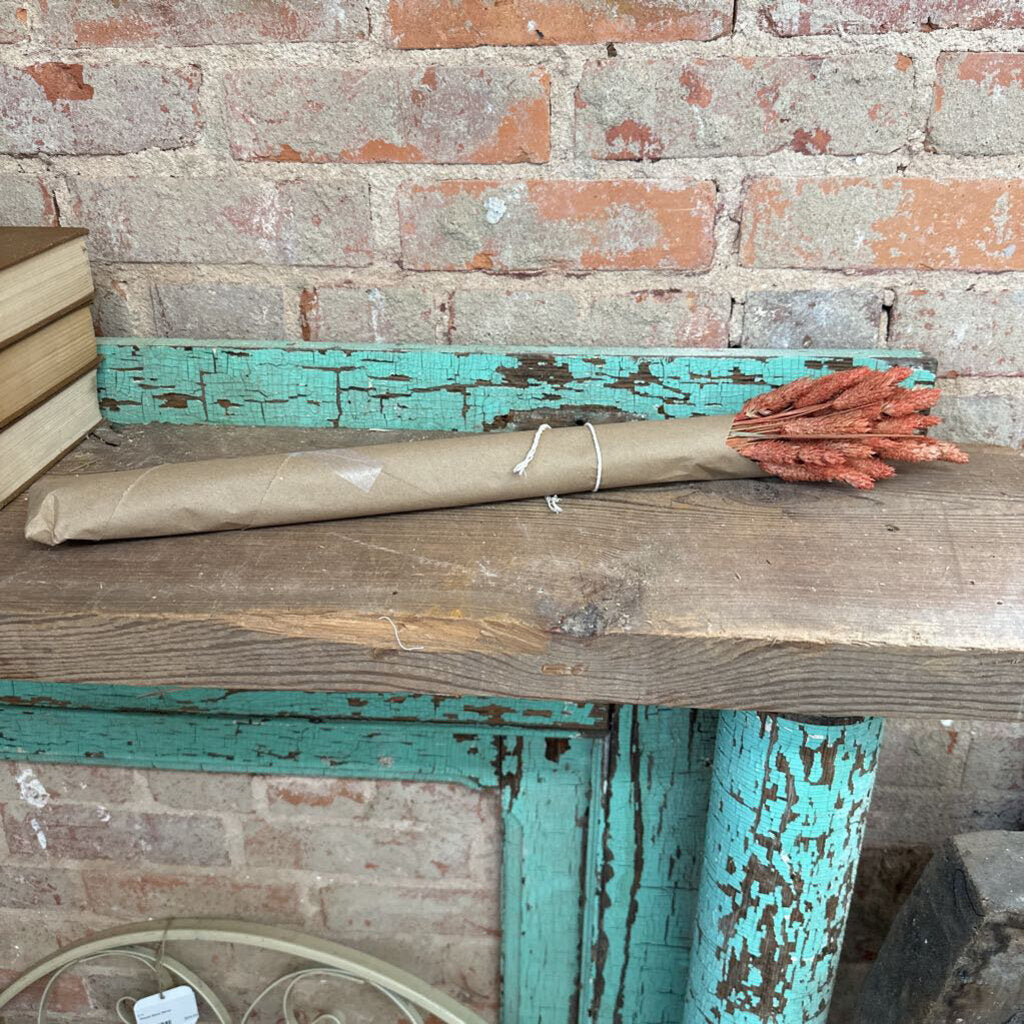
[0,679,605,730]
[0,685,598,1024]
[591,707,718,1023]
[683,711,883,1024]
[95,342,934,431]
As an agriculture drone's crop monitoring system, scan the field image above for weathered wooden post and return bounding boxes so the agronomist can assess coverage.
[683,711,883,1024]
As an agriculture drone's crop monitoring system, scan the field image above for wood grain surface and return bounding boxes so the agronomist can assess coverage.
[1,424,1022,719]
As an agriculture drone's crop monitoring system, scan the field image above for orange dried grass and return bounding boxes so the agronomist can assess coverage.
[729,367,968,489]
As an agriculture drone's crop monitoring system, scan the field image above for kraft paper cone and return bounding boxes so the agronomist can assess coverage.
[25,416,761,546]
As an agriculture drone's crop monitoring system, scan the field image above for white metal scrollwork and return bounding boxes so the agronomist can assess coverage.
[0,919,487,1024]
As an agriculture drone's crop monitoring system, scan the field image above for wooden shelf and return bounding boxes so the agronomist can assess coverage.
[2,423,1022,719]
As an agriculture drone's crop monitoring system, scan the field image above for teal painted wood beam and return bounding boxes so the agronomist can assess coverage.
[94,341,934,432]
[683,711,883,1024]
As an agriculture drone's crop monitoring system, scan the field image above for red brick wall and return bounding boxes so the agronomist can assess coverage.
[2,0,1024,445]
[0,762,501,1022]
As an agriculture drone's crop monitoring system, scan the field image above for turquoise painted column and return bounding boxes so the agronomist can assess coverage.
[682,711,883,1024]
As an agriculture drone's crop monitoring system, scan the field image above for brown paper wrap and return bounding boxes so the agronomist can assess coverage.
[25,416,761,546]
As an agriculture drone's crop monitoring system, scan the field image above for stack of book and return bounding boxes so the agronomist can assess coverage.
[0,227,101,508]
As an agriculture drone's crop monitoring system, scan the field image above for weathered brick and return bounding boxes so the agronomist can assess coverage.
[890,290,1024,376]
[299,285,440,344]
[91,280,133,337]
[1,762,136,806]
[0,866,86,911]
[226,66,550,164]
[264,778,496,828]
[930,53,1024,156]
[0,971,90,1014]
[0,173,57,225]
[0,4,29,42]
[0,63,201,156]
[2,804,230,865]
[152,283,286,342]
[387,0,731,47]
[741,178,1024,271]
[577,55,914,160]
[64,177,372,267]
[874,718,969,791]
[934,383,1024,447]
[144,768,255,810]
[960,721,1024,792]
[865,787,1024,847]
[243,818,484,879]
[759,0,1024,35]
[321,883,498,937]
[83,871,304,922]
[449,287,729,347]
[741,290,882,348]
[400,180,716,272]
[44,0,368,45]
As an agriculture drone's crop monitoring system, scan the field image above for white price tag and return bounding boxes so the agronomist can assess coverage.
[133,986,199,1024]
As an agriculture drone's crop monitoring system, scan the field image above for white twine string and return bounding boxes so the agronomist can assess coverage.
[378,616,424,652]
[513,423,551,475]
[584,422,602,492]
[512,422,603,514]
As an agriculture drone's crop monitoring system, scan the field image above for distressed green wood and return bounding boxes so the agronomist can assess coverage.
[590,707,718,1024]
[96,342,934,431]
[0,680,605,730]
[501,731,602,1024]
[0,684,600,1024]
[683,712,883,1024]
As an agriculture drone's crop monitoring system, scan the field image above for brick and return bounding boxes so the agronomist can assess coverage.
[0,971,90,1014]
[933,382,1024,447]
[874,718,969,791]
[152,283,285,342]
[386,0,731,47]
[144,768,255,810]
[299,285,439,344]
[0,63,201,156]
[243,818,485,880]
[2,804,230,865]
[890,290,1024,377]
[930,53,1024,157]
[0,866,86,911]
[83,871,304,922]
[577,55,914,160]
[1,762,136,806]
[265,778,498,828]
[64,177,372,267]
[44,0,368,45]
[0,4,29,42]
[449,287,729,347]
[741,177,1024,271]
[865,787,1024,848]
[0,173,57,225]
[759,0,1024,35]
[961,721,1024,792]
[226,66,550,164]
[400,180,716,272]
[91,280,133,337]
[0,908,115,965]
[741,289,882,349]
[321,882,498,938]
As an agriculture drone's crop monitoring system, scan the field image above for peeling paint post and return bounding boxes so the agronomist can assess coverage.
[682,711,883,1024]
